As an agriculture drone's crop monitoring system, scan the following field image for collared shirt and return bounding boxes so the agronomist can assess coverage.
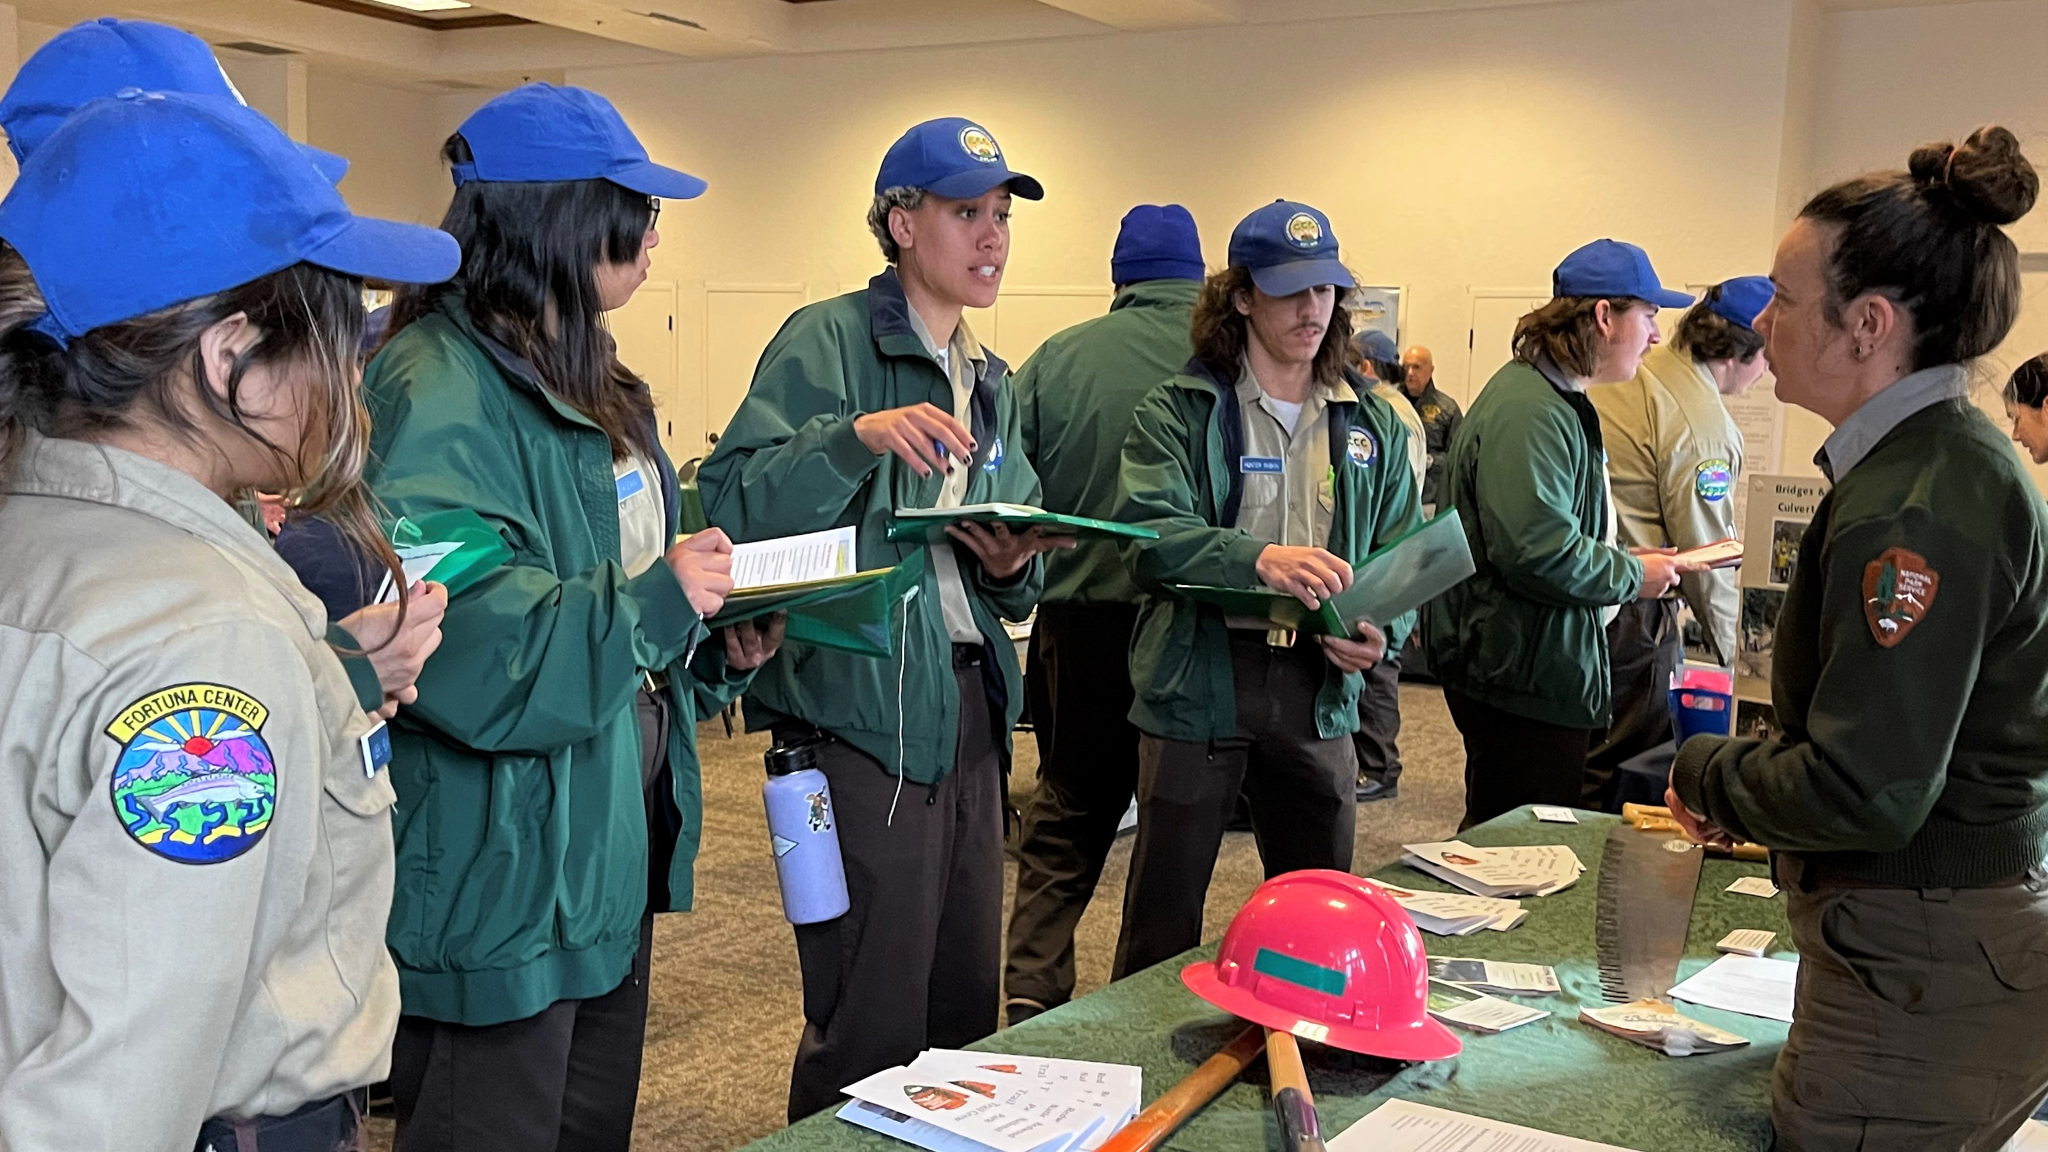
[1229,357,1356,630]
[907,304,988,644]
[1815,364,1970,482]
[614,447,668,579]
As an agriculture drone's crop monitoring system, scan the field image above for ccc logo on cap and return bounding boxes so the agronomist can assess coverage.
[1286,213,1323,249]
[960,125,1000,163]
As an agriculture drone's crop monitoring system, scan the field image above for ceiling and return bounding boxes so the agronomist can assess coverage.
[3,0,1998,88]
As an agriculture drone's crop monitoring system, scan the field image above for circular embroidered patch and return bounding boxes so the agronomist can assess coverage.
[959,125,999,163]
[1347,427,1377,468]
[106,683,276,865]
[1286,212,1323,249]
[1695,459,1732,502]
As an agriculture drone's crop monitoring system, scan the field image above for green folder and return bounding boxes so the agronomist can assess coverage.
[708,550,928,659]
[886,503,1159,544]
[1170,509,1476,636]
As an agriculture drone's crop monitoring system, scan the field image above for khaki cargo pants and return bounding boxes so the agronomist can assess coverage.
[1775,860,2048,1151]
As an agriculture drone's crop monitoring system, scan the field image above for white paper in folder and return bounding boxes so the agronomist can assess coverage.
[1331,1099,1634,1151]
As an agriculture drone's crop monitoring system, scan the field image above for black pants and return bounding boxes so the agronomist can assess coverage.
[1004,603,1142,1011]
[1353,652,1403,787]
[1445,687,1593,830]
[1113,633,1357,980]
[1582,599,1680,812]
[786,654,1005,1122]
[390,690,673,1152]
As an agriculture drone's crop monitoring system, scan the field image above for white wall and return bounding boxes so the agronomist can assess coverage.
[565,0,1801,457]
[303,71,477,228]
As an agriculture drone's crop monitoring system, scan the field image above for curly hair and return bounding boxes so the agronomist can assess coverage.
[1189,265,1354,385]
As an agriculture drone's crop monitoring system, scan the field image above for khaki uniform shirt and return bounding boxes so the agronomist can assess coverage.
[1230,358,1356,629]
[908,306,988,644]
[1370,378,1428,498]
[0,435,398,1151]
[1589,344,1744,662]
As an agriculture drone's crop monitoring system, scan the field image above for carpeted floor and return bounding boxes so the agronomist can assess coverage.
[365,682,1467,1152]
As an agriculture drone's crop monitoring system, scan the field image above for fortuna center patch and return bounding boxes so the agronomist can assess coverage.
[1695,459,1732,502]
[1863,547,1939,648]
[106,683,276,864]
[1347,427,1377,468]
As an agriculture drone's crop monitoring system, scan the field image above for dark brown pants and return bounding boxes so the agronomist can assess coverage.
[1112,632,1356,980]
[1774,859,2048,1151]
[1353,652,1404,787]
[1445,687,1593,830]
[1005,603,1142,1011]
[785,657,1005,1122]
[1583,598,1681,811]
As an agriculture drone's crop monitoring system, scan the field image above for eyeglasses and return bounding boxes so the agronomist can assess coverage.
[647,196,662,230]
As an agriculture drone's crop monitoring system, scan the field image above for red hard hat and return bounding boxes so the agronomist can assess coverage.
[1181,870,1462,1061]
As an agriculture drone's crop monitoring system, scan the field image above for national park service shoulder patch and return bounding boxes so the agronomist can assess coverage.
[1863,547,1939,648]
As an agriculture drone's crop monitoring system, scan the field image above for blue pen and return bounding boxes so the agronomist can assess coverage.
[935,439,951,468]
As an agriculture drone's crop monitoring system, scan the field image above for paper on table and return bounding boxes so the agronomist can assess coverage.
[1372,881,1525,935]
[1428,958,1560,995]
[1532,805,1579,824]
[840,1065,1101,1152]
[912,1051,1135,1152]
[1669,954,1798,1023]
[2011,1120,2048,1151]
[731,526,857,590]
[838,1099,1083,1152]
[1716,929,1776,957]
[1425,980,1549,1033]
[1402,841,1585,898]
[376,540,462,604]
[1330,1098,1634,1151]
[1726,876,1780,898]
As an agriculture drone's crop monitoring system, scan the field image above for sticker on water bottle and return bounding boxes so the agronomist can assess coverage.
[806,790,832,832]
[771,834,798,858]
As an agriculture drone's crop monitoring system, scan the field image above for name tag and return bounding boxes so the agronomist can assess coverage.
[1240,456,1284,474]
[615,468,647,502]
[359,720,392,780]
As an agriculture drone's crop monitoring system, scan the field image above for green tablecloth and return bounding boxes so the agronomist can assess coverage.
[739,808,1792,1152]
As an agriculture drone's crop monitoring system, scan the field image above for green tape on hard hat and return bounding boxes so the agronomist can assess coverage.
[1252,946,1347,997]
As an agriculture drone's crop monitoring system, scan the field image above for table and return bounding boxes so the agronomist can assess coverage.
[738,808,1792,1152]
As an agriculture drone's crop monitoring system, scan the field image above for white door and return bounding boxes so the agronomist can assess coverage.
[1462,290,1552,408]
[703,284,808,459]
[606,281,685,458]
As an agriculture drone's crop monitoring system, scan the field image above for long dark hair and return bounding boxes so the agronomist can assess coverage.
[2006,353,2048,409]
[1801,125,2038,370]
[386,133,658,461]
[1512,296,1648,378]
[1190,264,1355,386]
[0,244,403,601]
[1672,287,1766,364]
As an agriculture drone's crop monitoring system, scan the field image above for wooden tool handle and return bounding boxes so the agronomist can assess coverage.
[1264,1029,1326,1152]
[1094,1024,1266,1152]
[1626,802,1771,861]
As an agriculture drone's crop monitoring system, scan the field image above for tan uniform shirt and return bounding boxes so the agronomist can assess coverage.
[908,306,988,645]
[0,435,398,1151]
[1231,358,1355,629]
[1589,343,1744,662]
[1370,378,1428,498]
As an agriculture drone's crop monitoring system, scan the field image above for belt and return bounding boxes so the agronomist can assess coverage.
[1783,855,2035,892]
[194,1091,362,1152]
[952,642,984,669]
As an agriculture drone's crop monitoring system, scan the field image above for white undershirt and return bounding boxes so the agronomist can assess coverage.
[1264,396,1305,436]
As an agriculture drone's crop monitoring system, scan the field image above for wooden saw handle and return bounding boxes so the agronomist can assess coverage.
[1624,803,1770,861]
[1264,1029,1327,1152]
[1094,1024,1266,1152]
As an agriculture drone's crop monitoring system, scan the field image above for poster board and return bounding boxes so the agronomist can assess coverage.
[1732,473,1828,737]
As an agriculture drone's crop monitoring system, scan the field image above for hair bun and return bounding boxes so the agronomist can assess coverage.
[1912,125,2039,226]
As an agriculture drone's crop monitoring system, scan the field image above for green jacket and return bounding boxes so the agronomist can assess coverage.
[1015,278,1199,605]
[1674,396,2048,888]
[1423,360,1644,728]
[696,268,1044,785]
[362,295,751,1026]
[1117,359,1422,742]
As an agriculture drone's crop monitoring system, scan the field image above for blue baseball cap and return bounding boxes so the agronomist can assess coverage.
[453,83,706,199]
[1705,275,1774,331]
[1112,204,1203,284]
[1552,239,1694,309]
[0,91,460,342]
[1227,200,1355,298]
[1353,329,1398,364]
[0,17,347,181]
[875,117,1044,201]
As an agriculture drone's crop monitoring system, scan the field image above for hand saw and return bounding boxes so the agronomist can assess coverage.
[1595,823,1704,1003]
